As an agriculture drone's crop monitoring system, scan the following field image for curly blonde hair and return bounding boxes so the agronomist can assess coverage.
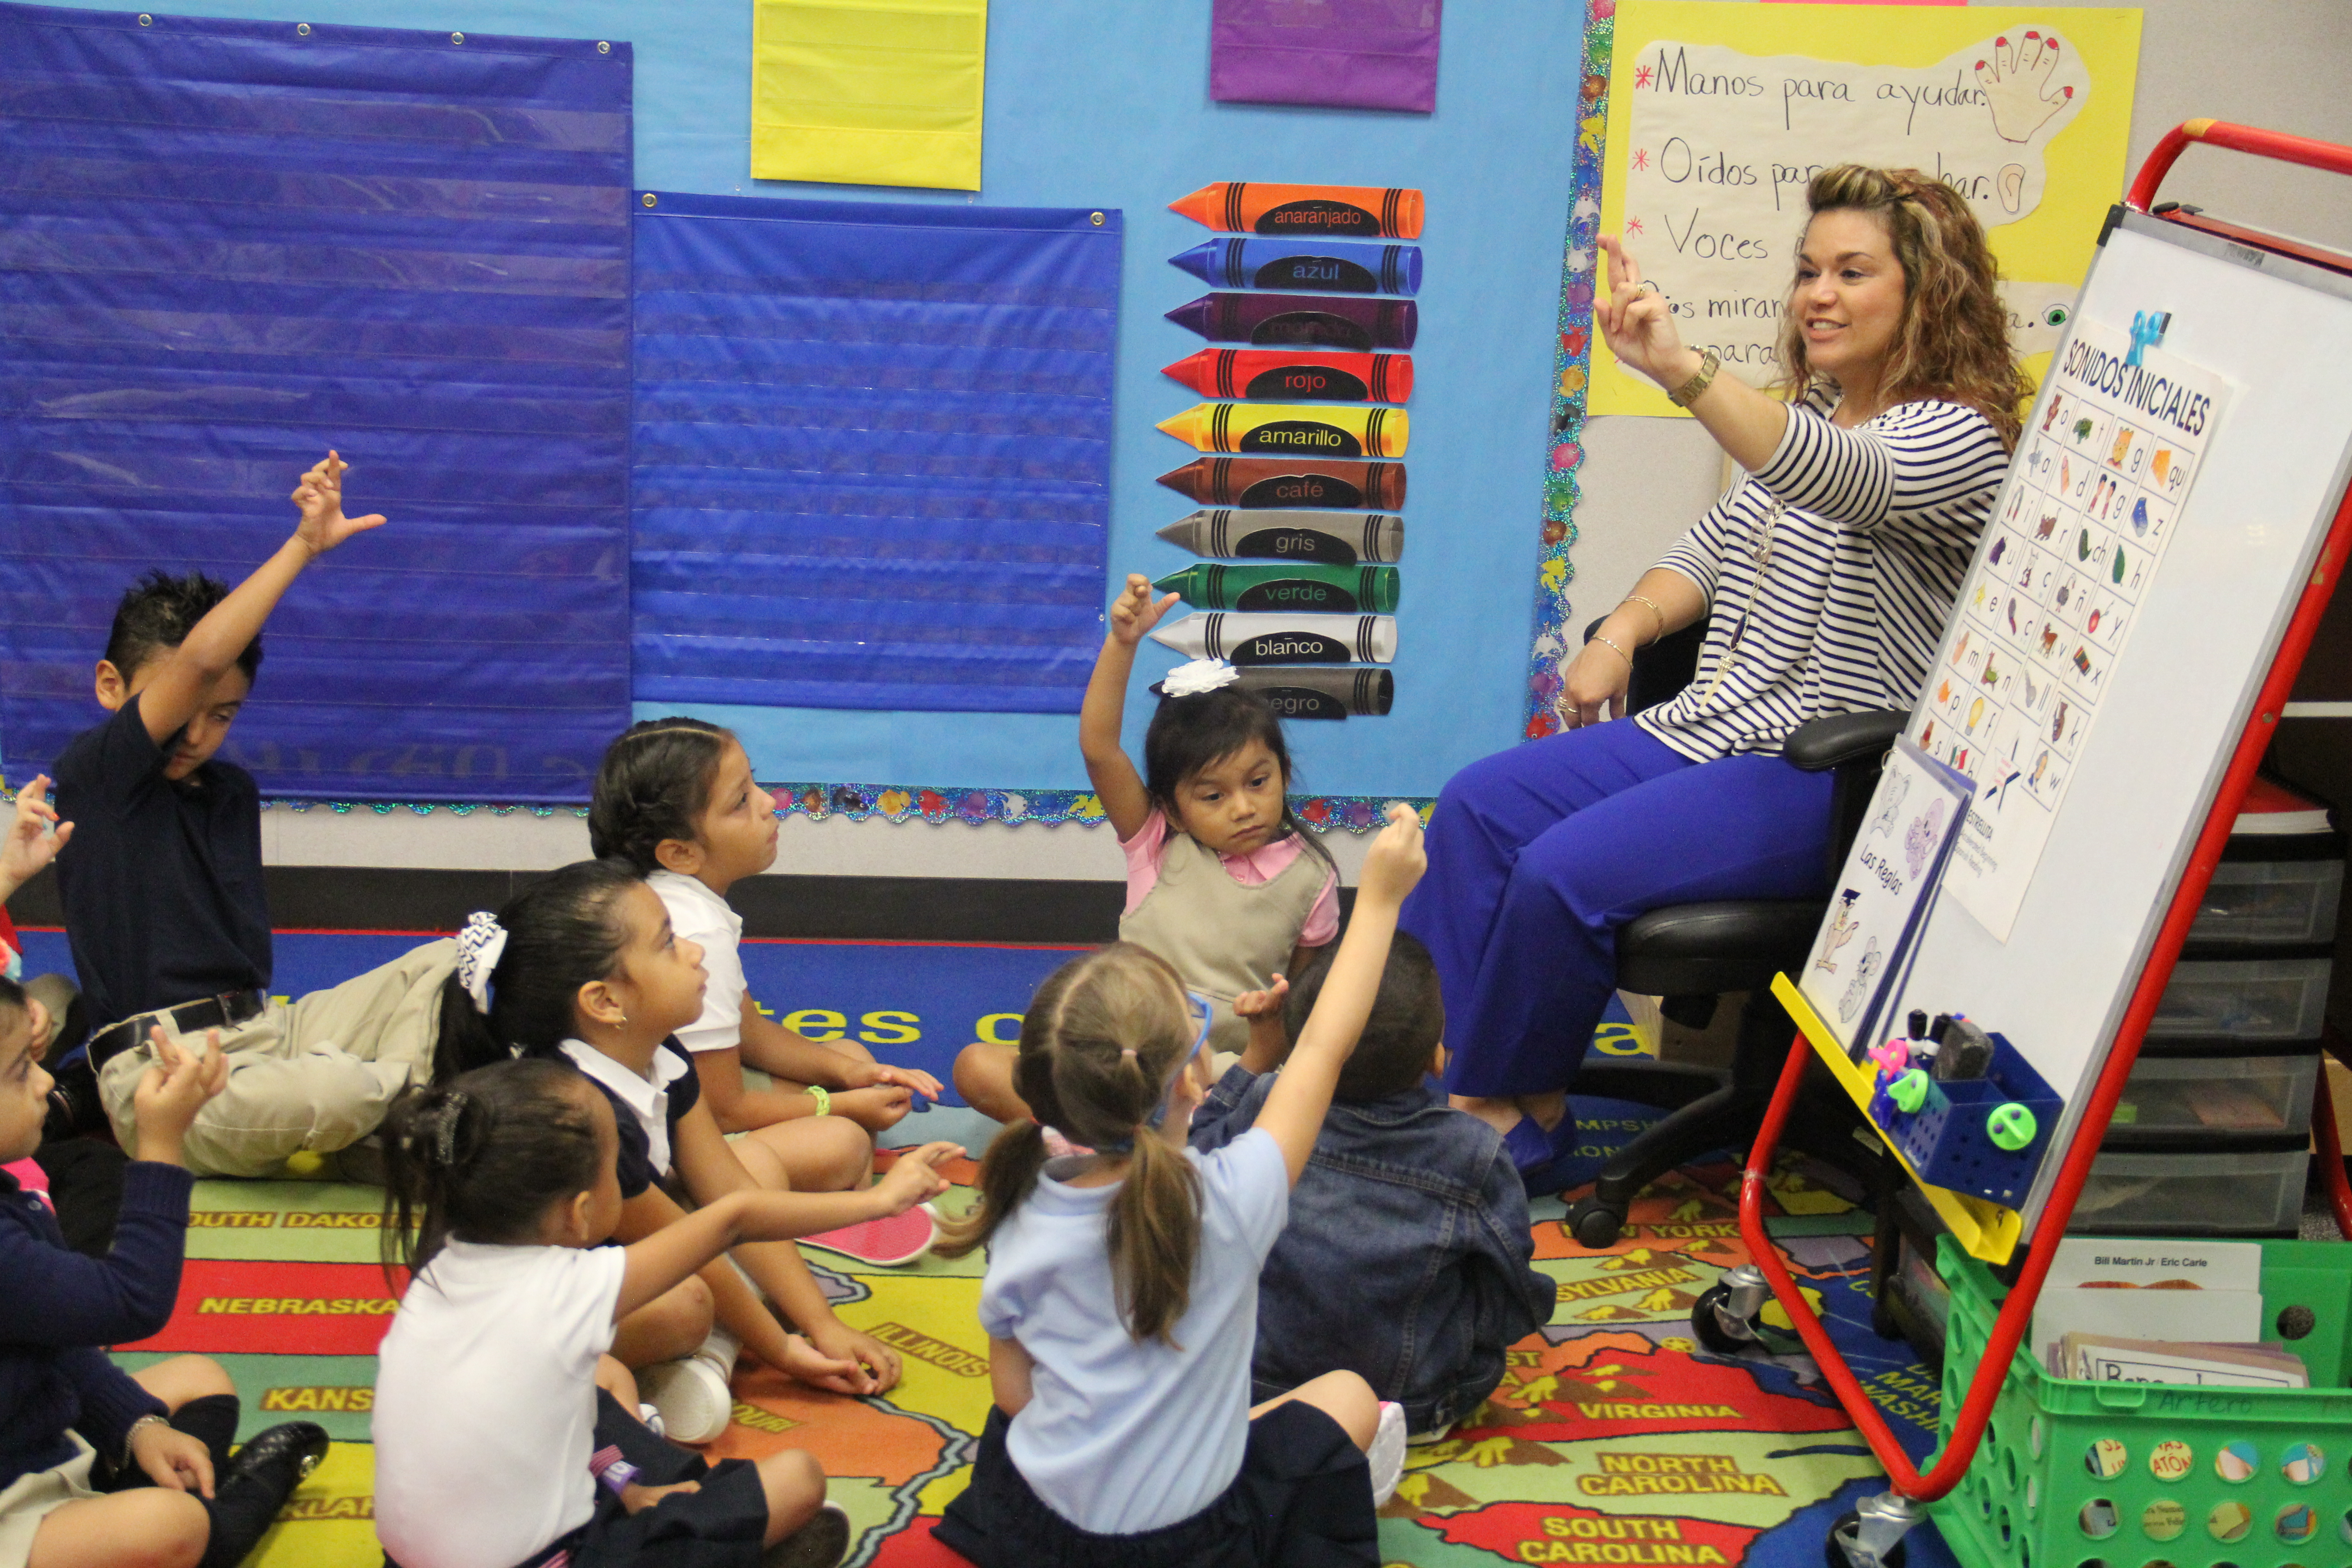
[1774,165,2033,450]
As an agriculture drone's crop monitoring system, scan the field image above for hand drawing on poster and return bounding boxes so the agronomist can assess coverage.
[1802,734,1974,1054]
[1594,3,2144,416]
[1913,317,2233,941]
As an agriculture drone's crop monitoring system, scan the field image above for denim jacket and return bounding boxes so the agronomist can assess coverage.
[1190,1065,1556,1433]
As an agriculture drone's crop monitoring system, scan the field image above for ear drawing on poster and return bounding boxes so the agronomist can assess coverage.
[1594,5,2141,414]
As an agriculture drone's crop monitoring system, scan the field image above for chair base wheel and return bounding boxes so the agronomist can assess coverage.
[1691,1282,1758,1356]
[1826,1509,1908,1568]
[1565,1196,1624,1249]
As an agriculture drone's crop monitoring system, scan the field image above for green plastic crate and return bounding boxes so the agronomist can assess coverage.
[1927,1235,2352,1568]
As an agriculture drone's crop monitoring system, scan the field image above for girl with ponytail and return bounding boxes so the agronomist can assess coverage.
[424,860,961,1446]
[932,806,1427,1568]
[372,1057,950,1568]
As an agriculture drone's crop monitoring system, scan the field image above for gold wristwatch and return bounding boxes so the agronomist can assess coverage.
[1668,348,1722,408]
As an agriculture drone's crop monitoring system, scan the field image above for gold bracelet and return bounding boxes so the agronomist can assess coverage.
[806,1085,831,1117]
[1622,594,1667,640]
[1591,634,1633,668]
[1667,348,1722,408]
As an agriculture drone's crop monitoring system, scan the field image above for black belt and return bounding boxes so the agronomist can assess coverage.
[88,990,269,1072]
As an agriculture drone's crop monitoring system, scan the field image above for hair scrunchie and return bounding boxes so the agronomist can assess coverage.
[455,911,508,1014]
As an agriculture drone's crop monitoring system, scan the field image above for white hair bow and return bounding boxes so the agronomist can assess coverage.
[1161,657,1239,699]
[455,911,508,1014]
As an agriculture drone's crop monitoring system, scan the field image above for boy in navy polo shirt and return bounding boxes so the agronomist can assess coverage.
[55,453,451,1178]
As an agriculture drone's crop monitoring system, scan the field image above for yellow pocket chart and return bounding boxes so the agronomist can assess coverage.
[752,0,987,191]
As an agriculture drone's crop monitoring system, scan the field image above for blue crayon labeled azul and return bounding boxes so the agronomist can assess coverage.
[1169,238,1422,296]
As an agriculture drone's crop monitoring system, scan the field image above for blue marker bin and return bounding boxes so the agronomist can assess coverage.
[1867,1032,2060,1207]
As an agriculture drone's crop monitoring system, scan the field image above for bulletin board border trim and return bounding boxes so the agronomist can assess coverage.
[1521,0,1615,740]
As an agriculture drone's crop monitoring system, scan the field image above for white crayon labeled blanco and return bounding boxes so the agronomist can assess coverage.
[1149,611,1396,666]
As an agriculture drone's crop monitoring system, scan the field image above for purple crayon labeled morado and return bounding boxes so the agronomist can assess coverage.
[1166,292,1417,351]
[1156,508,1403,564]
[1156,457,1406,511]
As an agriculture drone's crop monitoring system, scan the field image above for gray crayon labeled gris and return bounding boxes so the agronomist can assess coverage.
[1154,508,1404,564]
[1149,611,1396,666]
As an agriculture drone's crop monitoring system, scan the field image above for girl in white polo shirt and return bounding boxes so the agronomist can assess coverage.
[372,1055,952,1568]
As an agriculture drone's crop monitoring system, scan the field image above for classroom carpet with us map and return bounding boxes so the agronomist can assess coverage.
[26,930,1964,1568]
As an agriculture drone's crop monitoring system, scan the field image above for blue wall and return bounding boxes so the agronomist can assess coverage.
[33,0,1586,798]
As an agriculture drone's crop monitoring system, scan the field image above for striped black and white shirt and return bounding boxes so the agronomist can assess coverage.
[1635,389,2010,762]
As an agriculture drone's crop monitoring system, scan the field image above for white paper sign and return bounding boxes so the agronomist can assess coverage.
[1615,27,2090,398]
[1916,317,2233,941]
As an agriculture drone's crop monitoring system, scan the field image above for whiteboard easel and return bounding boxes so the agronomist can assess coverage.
[1889,206,2352,1241]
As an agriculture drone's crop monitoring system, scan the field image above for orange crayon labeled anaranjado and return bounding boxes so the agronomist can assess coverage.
[1170,182,1423,240]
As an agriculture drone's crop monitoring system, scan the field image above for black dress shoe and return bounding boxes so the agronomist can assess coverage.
[199,1422,329,1568]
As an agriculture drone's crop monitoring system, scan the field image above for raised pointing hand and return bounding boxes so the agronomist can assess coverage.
[1108,573,1180,649]
[290,451,388,557]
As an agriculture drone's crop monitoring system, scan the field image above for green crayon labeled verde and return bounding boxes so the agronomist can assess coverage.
[1153,563,1399,614]
[1155,508,1404,564]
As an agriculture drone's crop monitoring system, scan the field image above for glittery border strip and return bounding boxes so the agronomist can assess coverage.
[1522,0,1615,741]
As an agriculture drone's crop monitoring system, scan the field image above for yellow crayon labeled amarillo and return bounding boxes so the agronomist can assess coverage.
[1155,402,1407,459]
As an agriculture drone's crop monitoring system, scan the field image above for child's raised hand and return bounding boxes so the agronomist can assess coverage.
[872,1142,959,1213]
[0,775,70,893]
[1356,803,1428,909]
[1107,573,1179,649]
[289,451,388,558]
[131,1027,229,1166]
[1232,975,1289,1022]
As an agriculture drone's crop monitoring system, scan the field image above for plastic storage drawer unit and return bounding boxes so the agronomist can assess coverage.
[2109,1047,2323,1138]
[2067,1139,2310,1235]
[2149,954,2332,1040]
[2187,855,2343,946]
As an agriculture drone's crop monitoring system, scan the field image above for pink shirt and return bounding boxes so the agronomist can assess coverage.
[1120,809,1340,949]
[5,1157,49,1209]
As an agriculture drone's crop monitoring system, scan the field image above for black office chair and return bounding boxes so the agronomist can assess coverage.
[1556,618,1908,1248]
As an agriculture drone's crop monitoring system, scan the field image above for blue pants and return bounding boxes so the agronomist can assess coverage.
[1401,719,1833,1100]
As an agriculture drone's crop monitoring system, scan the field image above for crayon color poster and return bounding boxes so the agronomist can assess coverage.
[1593,3,2141,416]
[1911,316,2231,941]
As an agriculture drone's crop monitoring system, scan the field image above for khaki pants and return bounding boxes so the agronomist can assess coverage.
[97,938,458,1178]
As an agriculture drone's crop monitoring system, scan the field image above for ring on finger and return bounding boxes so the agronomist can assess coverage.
[1637,279,1661,295]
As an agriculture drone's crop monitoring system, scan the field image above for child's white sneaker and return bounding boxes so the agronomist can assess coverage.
[764,1501,851,1567]
[641,1325,742,1444]
[1367,1400,1406,1507]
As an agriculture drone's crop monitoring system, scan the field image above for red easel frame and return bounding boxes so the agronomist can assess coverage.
[1735,119,2352,1504]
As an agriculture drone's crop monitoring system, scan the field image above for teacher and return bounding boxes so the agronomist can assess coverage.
[1403,165,2030,1178]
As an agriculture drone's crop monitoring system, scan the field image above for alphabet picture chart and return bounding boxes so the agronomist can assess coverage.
[1914,315,2232,941]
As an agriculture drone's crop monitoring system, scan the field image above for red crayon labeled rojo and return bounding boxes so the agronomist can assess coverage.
[1162,348,1411,404]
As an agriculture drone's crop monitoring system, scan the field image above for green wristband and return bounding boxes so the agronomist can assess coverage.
[806,1085,831,1117]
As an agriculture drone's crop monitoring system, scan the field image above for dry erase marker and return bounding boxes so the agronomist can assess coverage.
[1165,293,1417,351]
[1155,457,1407,511]
[1162,666,1393,720]
[1161,348,1411,404]
[1169,182,1425,240]
[1156,508,1404,564]
[1156,402,1407,459]
[1169,238,1422,295]
[1150,611,1397,665]
[1153,563,1399,613]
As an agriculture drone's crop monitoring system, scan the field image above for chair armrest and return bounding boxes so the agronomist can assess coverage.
[1784,709,1907,773]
